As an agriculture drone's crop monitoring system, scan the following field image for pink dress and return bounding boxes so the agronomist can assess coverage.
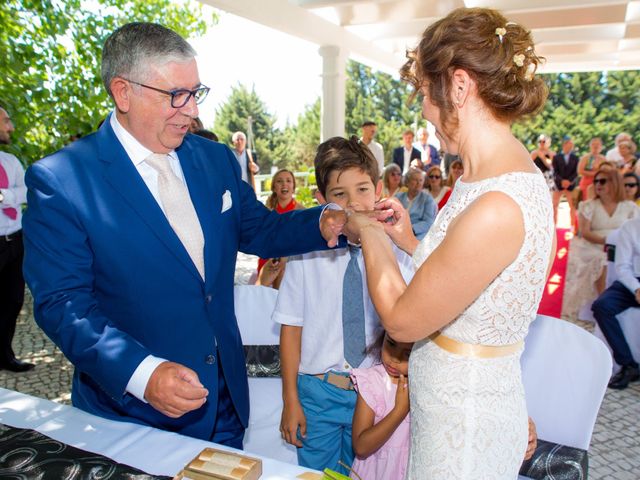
[350,364,411,480]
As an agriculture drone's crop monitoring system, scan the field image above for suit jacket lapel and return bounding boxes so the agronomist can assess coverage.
[97,119,203,282]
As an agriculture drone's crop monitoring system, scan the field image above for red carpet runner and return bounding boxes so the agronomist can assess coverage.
[537,228,572,318]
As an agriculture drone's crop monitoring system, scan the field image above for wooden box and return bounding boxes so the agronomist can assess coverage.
[176,447,262,480]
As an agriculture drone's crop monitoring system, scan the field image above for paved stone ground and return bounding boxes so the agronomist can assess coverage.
[2,253,638,479]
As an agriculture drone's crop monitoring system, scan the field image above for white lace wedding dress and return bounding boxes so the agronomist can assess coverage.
[407,172,554,479]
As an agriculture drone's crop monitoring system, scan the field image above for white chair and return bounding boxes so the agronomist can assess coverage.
[592,229,640,373]
[234,285,298,465]
[520,314,611,451]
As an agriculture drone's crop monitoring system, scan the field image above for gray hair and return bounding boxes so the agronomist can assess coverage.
[101,22,196,98]
[232,131,246,142]
[404,167,424,184]
[615,132,632,145]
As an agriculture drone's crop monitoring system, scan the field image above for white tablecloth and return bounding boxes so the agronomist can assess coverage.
[0,387,316,479]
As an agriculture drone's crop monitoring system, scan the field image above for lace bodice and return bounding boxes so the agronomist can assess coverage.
[413,172,555,345]
[406,171,555,479]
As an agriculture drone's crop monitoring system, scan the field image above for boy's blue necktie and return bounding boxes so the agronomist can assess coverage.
[342,245,366,368]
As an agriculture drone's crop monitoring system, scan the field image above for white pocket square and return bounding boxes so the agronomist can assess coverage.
[221,190,233,213]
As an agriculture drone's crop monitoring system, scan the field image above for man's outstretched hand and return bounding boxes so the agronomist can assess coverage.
[145,361,209,418]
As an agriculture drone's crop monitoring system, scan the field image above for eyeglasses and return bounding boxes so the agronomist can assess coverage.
[124,79,210,108]
[624,182,639,188]
[428,175,441,179]
[593,178,608,186]
[390,172,401,176]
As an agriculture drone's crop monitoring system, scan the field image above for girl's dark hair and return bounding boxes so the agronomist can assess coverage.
[266,169,296,210]
[365,328,386,363]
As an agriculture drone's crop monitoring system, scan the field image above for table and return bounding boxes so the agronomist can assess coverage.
[0,387,316,479]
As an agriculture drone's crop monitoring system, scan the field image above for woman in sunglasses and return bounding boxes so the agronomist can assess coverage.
[623,172,640,206]
[425,165,451,210]
[562,168,640,320]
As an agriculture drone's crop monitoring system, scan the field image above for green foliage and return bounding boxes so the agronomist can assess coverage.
[513,71,640,154]
[213,83,282,170]
[294,185,318,208]
[345,60,420,164]
[0,0,215,164]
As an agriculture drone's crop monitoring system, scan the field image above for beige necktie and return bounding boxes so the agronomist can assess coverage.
[145,153,205,280]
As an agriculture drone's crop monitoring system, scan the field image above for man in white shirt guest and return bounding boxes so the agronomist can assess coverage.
[392,129,422,174]
[592,216,640,389]
[360,121,384,175]
[414,127,440,168]
[0,106,33,372]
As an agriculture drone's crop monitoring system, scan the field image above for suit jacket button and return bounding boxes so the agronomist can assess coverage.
[205,354,216,365]
[205,294,212,304]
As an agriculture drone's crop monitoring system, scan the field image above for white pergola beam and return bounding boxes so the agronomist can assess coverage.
[200,0,404,73]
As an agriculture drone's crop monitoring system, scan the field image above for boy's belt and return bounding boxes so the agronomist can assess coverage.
[313,371,354,390]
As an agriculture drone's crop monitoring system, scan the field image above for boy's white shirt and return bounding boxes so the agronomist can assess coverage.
[273,240,415,375]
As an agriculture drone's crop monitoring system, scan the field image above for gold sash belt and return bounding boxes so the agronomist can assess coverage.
[429,332,523,359]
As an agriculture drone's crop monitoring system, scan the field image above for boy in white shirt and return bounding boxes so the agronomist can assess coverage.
[274,136,415,473]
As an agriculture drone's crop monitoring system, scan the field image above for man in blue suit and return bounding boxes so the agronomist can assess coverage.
[22,23,344,447]
[392,129,422,174]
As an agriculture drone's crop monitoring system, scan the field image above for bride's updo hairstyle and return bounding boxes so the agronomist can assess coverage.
[401,8,547,136]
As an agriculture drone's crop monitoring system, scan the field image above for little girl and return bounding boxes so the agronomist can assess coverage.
[256,169,304,288]
[349,331,413,480]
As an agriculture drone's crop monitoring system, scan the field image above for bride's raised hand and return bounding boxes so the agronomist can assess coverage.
[375,197,420,255]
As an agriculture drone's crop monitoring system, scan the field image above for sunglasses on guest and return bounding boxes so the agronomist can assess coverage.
[428,174,441,179]
[624,182,639,188]
[593,178,608,186]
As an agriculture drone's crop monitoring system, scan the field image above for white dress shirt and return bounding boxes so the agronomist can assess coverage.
[615,216,640,295]
[0,151,26,236]
[110,112,187,403]
[605,147,624,166]
[361,139,384,175]
[273,244,415,374]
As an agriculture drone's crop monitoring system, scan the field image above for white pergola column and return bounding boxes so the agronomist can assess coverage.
[318,45,346,141]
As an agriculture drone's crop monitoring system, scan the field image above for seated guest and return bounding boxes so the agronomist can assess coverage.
[592,216,640,389]
[577,137,605,201]
[395,168,437,240]
[256,169,304,289]
[382,164,404,198]
[392,130,422,174]
[606,132,633,165]
[445,158,464,188]
[424,165,451,210]
[618,140,637,173]
[562,168,640,320]
[623,172,640,206]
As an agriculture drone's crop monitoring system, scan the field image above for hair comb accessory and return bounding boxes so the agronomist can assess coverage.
[513,54,525,67]
[524,63,536,81]
[495,27,507,43]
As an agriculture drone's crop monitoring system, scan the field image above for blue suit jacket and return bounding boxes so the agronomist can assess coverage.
[22,117,329,440]
[392,146,421,171]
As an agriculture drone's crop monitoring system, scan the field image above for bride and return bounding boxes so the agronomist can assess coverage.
[345,8,555,479]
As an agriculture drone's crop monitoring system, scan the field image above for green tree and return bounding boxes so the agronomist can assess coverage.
[345,60,421,164]
[0,0,215,165]
[213,83,280,170]
[513,71,640,154]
